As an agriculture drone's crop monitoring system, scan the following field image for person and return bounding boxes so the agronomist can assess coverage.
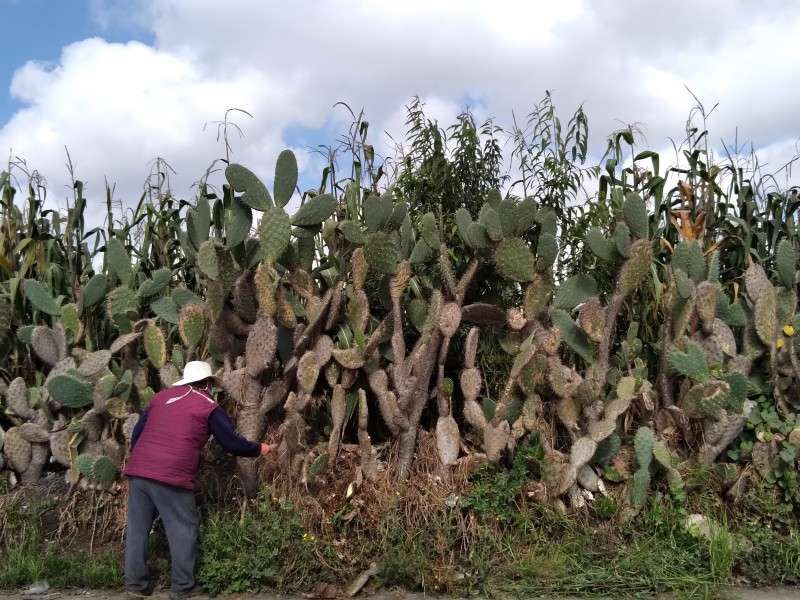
[122,361,272,600]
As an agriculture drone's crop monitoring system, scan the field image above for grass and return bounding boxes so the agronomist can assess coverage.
[1,460,799,597]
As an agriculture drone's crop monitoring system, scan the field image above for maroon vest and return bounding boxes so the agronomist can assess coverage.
[123,385,218,489]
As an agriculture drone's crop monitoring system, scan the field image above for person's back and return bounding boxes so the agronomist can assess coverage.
[123,361,273,600]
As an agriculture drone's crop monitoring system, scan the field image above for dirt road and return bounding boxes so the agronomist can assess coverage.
[2,588,800,600]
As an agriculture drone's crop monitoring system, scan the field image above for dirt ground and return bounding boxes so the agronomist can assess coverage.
[2,588,800,600]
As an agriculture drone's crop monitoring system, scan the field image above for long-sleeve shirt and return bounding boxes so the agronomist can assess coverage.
[131,406,260,457]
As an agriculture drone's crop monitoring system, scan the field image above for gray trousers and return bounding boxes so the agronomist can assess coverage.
[124,476,198,593]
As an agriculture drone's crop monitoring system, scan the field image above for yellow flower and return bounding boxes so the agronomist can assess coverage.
[784,324,795,337]
[395,491,400,496]
[777,338,785,348]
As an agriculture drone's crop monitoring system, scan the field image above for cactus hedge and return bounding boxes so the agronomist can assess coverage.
[1,106,800,515]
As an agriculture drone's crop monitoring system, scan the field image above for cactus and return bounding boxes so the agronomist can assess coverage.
[578,296,605,343]
[179,303,206,348]
[633,427,655,469]
[143,321,167,368]
[106,238,133,286]
[614,222,631,258]
[47,373,93,409]
[306,452,329,483]
[4,427,31,473]
[586,228,618,262]
[292,194,336,227]
[536,233,559,270]
[363,232,401,275]
[630,469,650,509]
[494,238,537,282]
[362,193,393,232]
[754,285,778,346]
[673,241,705,283]
[60,303,83,343]
[435,415,460,466]
[481,206,503,242]
[106,286,140,329]
[669,341,709,381]
[622,192,649,239]
[91,455,117,485]
[498,197,518,237]
[273,149,298,208]
[554,274,598,310]
[695,281,718,328]
[258,206,292,263]
[81,274,109,311]
[681,380,730,419]
[551,309,593,364]
[31,325,63,368]
[619,240,653,296]
[76,350,112,377]
[137,267,172,298]
[225,163,272,209]
[776,239,796,289]
[23,278,61,316]
[419,212,441,250]
[523,274,554,318]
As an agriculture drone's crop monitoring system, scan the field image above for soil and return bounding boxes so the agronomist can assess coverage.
[2,587,800,600]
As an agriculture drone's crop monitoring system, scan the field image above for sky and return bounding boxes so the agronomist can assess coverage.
[1,0,799,221]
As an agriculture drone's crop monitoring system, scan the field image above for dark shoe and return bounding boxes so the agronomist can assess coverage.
[126,584,154,599]
[168,585,204,599]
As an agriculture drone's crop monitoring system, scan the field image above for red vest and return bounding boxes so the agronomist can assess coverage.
[123,385,218,489]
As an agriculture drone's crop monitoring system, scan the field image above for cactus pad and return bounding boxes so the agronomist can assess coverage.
[143,321,167,368]
[754,284,778,346]
[364,232,401,275]
[225,163,272,210]
[776,239,797,289]
[695,281,718,328]
[681,379,729,419]
[292,194,336,227]
[554,274,598,310]
[494,238,537,282]
[633,426,655,469]
[31,325,62,368]
[137,268,172,298]
[669,341,709,381]
[258,206,292,263]
[586,228,618,262]
[47,373,93,409]
[536,233,558,270]
[435,415,460,466]
[77,350,112,377]
[578,296,605,343]
[81,274,109,310]
[619,240,653,296]
[622,192,649,239]
[178,303,206,348]
[672,241,705,283]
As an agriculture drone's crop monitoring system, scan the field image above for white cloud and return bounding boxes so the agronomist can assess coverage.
[0,0,798,227]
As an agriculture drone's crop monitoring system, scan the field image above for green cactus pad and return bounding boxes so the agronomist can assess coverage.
[722,371,748,413]
[47,373,93,408]
[60,303,83,342]
[592,433,621,464]
[466,222,492,251]
[273,149,298,208]
[23,279,61,316]
[619,240,653,296]
[171,288,204,308]
[137,268,172,298]
[536,233,558,270]
[672,241,705,283]
[143,321,167,368]
[673,268,694,299]
[694,281,718,327]
[634,426,655,469]
[578,296,605,343]
[420,212,441,251]
[224,195,253,249]
[409,239,432,265]
[256,205,292,264]
[186,196,211,250]
[498,198,518,237]
[536,209,558,237]
[776,239,797,289]
[514,197,538,235]
[614,222,631,258]
[363,193,393,232]
[622,192,649,239]
[776,287,795,329]
[455,208,474,246]
[669,341,709,381]
[586,228,618,262]
[225,164,272,210]
[75,454,96,478]
[551,309,593,364]
[77,350,112,377]
[554,274,598,310]
[106,286,139,321]
[336,220,366,245]
[91,455,117,485]
[481,207,503,242]
[494,238,537,282]
[292,194,336,227]
[754,284,778,346]
[80,274,108,312]
[385,202,409,232]
[706,250,720,283]
[307,452,329,482]
[179,303,206,348]
[364,232,401,275]
[630,468,650,510]
[106,238,132,286]
[407,298,428,332]
[150,297,180,324]
[681,380,729,419]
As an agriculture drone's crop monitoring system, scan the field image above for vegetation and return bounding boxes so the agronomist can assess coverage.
[1,93,799,596]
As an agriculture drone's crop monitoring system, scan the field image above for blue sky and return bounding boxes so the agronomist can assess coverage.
[0,0,152,124]
[0,0,798,219]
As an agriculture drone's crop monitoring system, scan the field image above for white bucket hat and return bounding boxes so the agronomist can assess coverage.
[172,361,222,387]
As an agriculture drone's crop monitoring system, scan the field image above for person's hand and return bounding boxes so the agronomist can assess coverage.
[260,443,272,456]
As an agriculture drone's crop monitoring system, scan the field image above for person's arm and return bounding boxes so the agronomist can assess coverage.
[208,407,272,457]
[130,409,149,450]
